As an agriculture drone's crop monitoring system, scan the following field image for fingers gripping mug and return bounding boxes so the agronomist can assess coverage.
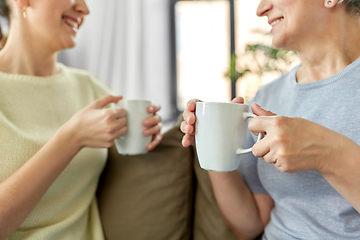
[195,102,263,172]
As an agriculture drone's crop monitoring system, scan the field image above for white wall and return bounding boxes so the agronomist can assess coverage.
[58,0,175,122]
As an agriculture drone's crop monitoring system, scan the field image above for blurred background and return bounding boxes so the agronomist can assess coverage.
[2,0,300,130]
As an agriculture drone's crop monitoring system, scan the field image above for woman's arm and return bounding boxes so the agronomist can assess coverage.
[181,98,274,239]
[318,135,360,213]
[0,95,127,239]
[0,130,82,239]
[209,171,274,240]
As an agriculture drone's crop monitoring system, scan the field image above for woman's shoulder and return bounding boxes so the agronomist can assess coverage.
[58,63,96,80]
[249,64,300,106]
[57,63,115,97]
[257,64,300,93]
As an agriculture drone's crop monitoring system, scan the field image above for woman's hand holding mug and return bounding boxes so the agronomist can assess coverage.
[143,104,162,151]
[59,95,127,150]
[181,99,201,147]
[59,95,163,152]
[181,97,245,147]
[248,103,354,175]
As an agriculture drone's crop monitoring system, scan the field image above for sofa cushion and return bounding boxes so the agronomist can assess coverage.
[96,124,194,240]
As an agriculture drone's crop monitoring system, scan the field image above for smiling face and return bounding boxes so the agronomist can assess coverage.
[23,0,89,51]
[256,0,329,51]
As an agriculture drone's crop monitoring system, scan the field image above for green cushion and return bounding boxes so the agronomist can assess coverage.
[192,150,239,240]
[96,125,194,240]
[97,113,239,240]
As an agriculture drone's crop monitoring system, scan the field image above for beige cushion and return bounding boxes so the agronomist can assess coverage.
[96,124,194,240]
[192,150,239,240]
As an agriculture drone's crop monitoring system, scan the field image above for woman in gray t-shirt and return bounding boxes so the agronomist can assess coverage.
[181,0,360,239]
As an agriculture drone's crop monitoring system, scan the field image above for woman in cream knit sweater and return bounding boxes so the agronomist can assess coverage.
[0,0,163,239]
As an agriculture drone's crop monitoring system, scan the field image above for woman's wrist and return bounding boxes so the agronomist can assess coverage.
[319,134,360,177]
[56,123,84,154]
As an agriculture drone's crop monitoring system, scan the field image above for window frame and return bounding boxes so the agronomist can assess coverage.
[169,0,237,116]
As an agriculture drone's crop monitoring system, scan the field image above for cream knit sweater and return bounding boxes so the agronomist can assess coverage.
[0,64,113,239]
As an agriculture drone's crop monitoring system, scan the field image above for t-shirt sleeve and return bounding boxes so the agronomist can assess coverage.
[237,105,268,194]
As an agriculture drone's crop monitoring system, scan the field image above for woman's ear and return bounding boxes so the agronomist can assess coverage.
[8,0,30,19]
[12,0,29,9]
[324,0,342,8]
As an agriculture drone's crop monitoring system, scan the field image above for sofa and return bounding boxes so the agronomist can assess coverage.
[96,117,239,240]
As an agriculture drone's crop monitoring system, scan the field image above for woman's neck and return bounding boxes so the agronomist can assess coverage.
[0,26,60,76]
[295,14,360,84]
[296,51,359,84]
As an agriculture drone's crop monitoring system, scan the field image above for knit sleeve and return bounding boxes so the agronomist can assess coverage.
[88,73,116,99]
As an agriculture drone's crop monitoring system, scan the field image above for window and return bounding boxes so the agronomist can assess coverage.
[173,0,300,111]
[175,0,231,110]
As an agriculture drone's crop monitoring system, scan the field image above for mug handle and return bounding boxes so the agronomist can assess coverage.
[236,112,265,154]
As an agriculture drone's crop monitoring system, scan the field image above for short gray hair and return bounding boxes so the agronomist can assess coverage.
[342,0,360,15]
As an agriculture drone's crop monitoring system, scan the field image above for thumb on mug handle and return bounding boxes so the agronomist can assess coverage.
[236,112,265,154]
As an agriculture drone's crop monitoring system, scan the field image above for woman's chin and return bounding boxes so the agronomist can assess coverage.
[61,39,77,50]
[271,38,283,50]
[271,36,296,52]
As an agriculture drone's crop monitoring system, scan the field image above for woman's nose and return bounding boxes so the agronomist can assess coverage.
[256,0,272,17]
[74,0,90,16]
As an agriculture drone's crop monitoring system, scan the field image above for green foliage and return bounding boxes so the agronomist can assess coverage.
[245,44,298,74]
[224,43,298,83]
[224,53,250,83]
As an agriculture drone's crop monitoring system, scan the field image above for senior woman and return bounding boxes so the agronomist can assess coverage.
[181,0,360,239]
[0,0,162,239]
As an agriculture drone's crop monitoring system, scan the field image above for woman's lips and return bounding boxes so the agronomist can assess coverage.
[62,16,81,32]
[269,17,284,27]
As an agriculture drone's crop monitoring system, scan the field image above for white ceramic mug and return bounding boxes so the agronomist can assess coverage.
[112,99,152,155]
[195,102,263,172]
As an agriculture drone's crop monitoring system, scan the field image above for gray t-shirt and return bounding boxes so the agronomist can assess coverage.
[239,57,360,239]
